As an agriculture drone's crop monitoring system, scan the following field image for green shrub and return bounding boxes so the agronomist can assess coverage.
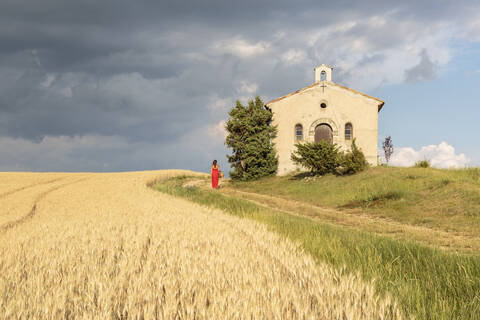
[340,139,369,175]
[415,159,431,168]
[291,139,368,176]
[291,141,341,175]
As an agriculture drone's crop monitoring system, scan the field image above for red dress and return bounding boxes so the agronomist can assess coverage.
[211,166,219,188]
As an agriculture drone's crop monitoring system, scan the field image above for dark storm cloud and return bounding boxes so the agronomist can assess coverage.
[0,0,479,171]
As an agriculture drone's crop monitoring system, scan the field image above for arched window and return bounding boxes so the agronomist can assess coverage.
[345,123,353,140]
[320,71,327,81]
[295,124,303,141]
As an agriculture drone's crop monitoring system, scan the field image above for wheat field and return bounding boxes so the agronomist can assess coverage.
[0,171,402,319]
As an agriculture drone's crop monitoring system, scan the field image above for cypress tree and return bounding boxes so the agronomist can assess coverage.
[225,96,278,180]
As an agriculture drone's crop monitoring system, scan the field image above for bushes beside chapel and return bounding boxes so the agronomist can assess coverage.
[291,139,368,176]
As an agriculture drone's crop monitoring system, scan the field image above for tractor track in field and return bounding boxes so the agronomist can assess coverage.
[0,176,91,232]
[0,177,66,199]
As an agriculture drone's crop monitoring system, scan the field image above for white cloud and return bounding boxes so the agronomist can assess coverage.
[388,141,470,168]
[212,37,270,58]
[300,14,454,90]
[281,49,308,65]
[307,21,358,47]
[459,13,480,42]
[38,72,86,98]
[229,80,259,103]
[30,49,42,68]
[238,80,258,95]
[206,120,227,141]
[60,86,73,98]
[207,94,232,111]
[41,74,56,88]
[273,31,286,40]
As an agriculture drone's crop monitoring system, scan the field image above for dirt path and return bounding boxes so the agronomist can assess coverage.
[189,179,480,254]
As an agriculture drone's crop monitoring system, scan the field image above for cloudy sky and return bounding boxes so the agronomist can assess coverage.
[1,0,479,172]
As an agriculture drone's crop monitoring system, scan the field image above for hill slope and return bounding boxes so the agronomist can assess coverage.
[223,166,480,253]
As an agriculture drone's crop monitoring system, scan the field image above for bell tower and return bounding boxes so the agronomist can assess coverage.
[314,64,333,83]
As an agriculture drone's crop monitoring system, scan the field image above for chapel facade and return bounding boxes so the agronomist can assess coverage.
[266,64,385,175]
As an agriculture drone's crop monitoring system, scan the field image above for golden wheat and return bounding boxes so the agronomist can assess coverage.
[0,171,402,319]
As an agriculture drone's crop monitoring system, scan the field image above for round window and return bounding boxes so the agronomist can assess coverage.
[320,103,327,109]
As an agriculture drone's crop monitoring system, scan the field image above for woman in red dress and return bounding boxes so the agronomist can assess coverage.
[211,159,220,189]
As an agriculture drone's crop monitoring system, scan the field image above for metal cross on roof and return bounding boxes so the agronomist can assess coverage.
[320,83,327,93]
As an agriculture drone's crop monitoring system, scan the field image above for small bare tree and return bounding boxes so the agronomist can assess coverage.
[382,136,394,165]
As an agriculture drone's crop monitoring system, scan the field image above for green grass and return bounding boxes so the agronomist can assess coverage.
[228,166,480,233]
[154,176,480,320]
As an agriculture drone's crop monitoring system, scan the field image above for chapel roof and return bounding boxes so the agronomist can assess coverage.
[266,81,385,111]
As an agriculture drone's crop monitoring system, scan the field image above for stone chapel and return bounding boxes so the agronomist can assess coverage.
[266,64,385,175]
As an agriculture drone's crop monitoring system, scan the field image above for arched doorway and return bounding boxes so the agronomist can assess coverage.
[314,124,333,143]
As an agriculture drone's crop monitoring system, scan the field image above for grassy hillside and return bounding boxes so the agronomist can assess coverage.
[154,176,480,320]
[227,166,480,236]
